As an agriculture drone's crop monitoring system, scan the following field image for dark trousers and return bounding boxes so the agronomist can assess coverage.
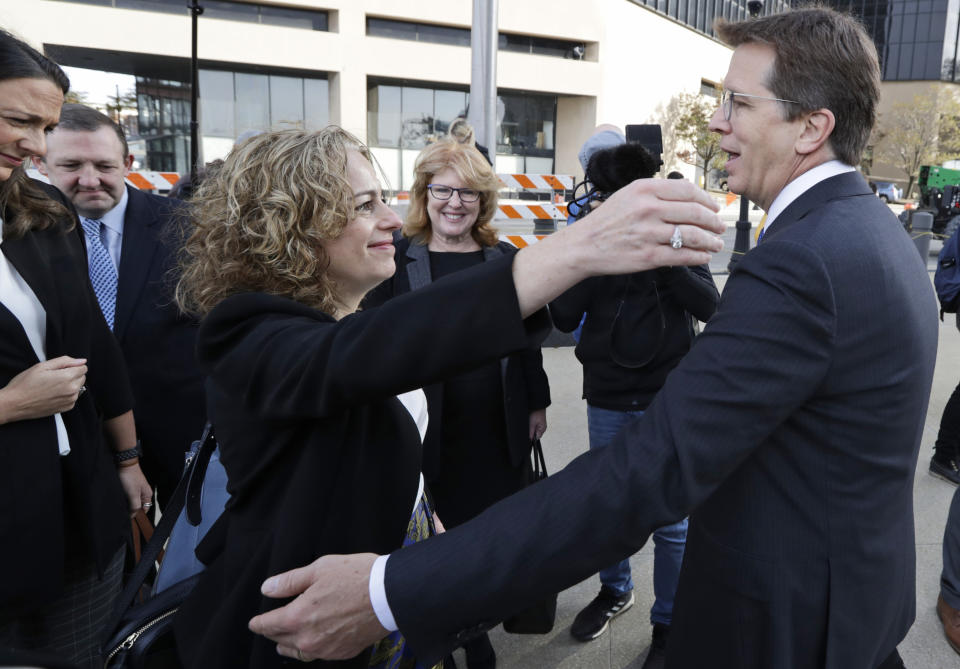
[936,316,960,456]
[943,486,960,610]
[877,648,906,669]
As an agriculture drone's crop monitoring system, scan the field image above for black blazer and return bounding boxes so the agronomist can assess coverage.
[363,235,551,480]
[0,183,133,614]
[174,256,550,668]
[114,186,205,499]
[383,171,939,669]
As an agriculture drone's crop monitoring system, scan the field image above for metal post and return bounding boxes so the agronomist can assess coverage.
[189,0,204,184]
[469,0,498,151]
[726,0,764,272]
[727,196,752,272]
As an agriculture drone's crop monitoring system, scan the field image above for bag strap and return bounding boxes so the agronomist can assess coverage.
[531,438,548,478]
[101,422,217,649]
[186,424,219,526]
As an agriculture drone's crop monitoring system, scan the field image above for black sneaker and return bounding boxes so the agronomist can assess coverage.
[640,623,669,669]
[931,451,960,485]
[570,586,635,641]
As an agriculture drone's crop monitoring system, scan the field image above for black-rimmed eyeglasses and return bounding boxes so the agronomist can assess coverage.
[427,184,481,203]
[720,89,800,122]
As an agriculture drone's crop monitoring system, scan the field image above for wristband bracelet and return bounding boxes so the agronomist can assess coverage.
[114,441,142,465]
[118,458,140,468]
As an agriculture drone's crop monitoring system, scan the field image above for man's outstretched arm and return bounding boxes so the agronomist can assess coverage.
[247,238,836,665]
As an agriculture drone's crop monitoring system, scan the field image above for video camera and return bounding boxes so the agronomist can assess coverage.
[571,124,664,220]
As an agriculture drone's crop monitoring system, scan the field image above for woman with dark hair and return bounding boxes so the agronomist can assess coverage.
[172,126,724,668]
[364,133,550,668]
[0,29,150,668]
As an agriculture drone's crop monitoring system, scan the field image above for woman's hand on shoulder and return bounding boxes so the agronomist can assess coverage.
[0,356,87,424]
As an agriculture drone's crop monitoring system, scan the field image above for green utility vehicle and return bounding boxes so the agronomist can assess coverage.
[914,165,960,238]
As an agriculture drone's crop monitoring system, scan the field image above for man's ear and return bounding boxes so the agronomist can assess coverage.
[123,153,133,174]
[796,108,836,157]
[34,156,48,175]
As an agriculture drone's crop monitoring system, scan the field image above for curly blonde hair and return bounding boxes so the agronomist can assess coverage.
[176,127,370,316]
[404,138,500,247]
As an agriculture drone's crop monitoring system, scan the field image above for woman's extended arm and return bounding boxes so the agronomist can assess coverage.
[511,179,723,318]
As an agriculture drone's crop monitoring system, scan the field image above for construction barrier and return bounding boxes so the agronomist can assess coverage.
[25,168,180,193]
[496,202,569,221]
[499,234,547,248]
[497,174,574,191]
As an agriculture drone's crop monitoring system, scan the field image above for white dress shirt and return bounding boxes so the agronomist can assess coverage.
[97,186,128,269]
[764,160,855,230]
[368,389,428,632]
[0,218,70,455]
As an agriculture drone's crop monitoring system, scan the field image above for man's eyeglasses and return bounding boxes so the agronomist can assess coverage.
[427,184,481,203]
[720,89,800,122]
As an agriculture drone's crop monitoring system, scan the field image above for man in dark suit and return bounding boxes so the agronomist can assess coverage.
[38,104,205,505]
[246,9,937,669]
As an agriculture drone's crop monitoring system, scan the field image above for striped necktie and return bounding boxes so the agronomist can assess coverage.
[80,217,118,330]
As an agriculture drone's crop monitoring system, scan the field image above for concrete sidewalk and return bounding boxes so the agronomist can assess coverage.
[464,273,960,669]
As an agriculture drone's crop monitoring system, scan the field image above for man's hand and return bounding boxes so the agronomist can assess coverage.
[249,553,388,662]
[0,357,87,424]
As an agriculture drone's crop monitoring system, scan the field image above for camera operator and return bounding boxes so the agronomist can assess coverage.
[550,139,719,669]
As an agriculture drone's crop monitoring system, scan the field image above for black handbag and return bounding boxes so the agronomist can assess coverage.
[502,439,558,635]
[100,424,219,668]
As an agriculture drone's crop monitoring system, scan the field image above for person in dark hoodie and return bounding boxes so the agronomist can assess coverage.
[550,141,719,669]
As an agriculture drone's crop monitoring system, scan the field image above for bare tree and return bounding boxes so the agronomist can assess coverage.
[877,92,960,198]
[64,90,90,105]
[672,91,724,189]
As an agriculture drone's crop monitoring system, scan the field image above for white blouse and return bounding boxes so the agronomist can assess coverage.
[396,388,428,515]
[0,219,70,455]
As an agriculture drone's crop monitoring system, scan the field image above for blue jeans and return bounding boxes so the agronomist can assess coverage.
[587,404,688,626]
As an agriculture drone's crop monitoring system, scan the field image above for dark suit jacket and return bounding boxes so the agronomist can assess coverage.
[113,186,205,500]
[384,171,939,669]
[363,235,551,482]
[0,183,133,614]
[174,256,550,668]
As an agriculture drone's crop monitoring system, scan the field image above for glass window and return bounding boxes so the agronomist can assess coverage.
[260,5,327,30]
[270,76,304,129]
[886,44,901,79]
[530,37,572,58]
[499,33,531,54]
[419,23,470,46]
[199,70,235,138]
[369,85,402,147]
[902,12,918,42]
[115,0,186,13]
[235,73,269,135]
[202,0,258,22]
[304,78,330,131]
[434,90,467,137]
[367,18,418,40]
[400,87,434,149]
[899,43,913,79]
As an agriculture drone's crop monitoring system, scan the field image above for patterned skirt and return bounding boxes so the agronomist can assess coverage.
[367,494,442,669]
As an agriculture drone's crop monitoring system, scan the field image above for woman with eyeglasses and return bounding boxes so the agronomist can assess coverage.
[364,128,550,669]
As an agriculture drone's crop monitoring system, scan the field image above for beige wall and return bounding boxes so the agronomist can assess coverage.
[3,0,730,178]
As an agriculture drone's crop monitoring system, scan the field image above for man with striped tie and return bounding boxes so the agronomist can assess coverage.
[38,104,205,508]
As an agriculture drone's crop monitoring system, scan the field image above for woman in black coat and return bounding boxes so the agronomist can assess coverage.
[0,30,151,668]
[173,126,726,668]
